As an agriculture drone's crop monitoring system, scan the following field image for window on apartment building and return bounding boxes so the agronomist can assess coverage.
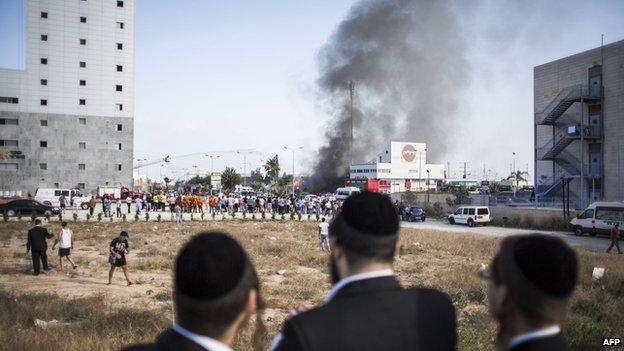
[79,117,86,125]
[116,164,122,171]
[41,12,48,18]
[0,140,19,147]
[40,79,47,85]
[80,38,86,45]
[116,85,122,91]
[117,1,124,7]
[80,80,86,86]
[79,142,86,149]
[41,34,48,41]
[0,119,19,125]
[40,141,47,148]
[40,163,47,170]
[77,183,85,189]
[0,163,18,171]
[79,99,86,105]
[80,16,87,23]
[40,120,48,126]
[116,65,123,72]
[40,99,47,106]
[79,164,86,171]
[116,43,123,50]
[116,104,123,111]
[117,143,122,150]
[117,22,124,29]
[80,61,86,68]
[116,124,123,131]
[0,97,19,104]
[41,58,47,64]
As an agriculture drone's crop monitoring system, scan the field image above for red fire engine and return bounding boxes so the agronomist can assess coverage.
[344,177,390,193]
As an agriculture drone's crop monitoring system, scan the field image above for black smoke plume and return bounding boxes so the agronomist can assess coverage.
[308,0,469,192]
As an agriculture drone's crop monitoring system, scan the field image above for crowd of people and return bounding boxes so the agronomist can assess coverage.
[23,192,604,351]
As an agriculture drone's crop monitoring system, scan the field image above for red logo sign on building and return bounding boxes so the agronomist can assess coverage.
[402,144,417,162]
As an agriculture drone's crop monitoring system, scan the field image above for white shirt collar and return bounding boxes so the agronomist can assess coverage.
[172,324,233,351]
[324,269,394,302]
[508,325,561,350]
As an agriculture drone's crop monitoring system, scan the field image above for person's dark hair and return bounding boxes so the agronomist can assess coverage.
[61,221,67,227]
[490,234,578,348]
[119,231,128,237]
[615,223,619,228]
[34,219,42,225]
[329,192,399,269]
[174,232,266,350]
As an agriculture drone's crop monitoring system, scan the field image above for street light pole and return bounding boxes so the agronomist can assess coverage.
[426,169,430,203]
[512,152,516,196]
[206,155,220,173]
[284,146,303,197]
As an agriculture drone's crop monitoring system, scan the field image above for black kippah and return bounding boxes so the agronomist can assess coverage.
[175,232,249,299]
[340,192,399,236]
[513,235,578,298]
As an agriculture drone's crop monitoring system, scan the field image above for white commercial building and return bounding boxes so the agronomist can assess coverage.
[349,141,445,193]
[0,0,134,194]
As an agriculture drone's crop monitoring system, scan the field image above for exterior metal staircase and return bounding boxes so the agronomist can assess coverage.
[537,125,601,160]
[536,84,601,125]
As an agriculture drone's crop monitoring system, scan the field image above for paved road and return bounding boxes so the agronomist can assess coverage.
[401,219,612,252]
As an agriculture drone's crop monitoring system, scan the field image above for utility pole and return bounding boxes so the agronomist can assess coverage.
[512,152,516,196]
[426,169,430,203]
[284,146,303,197]
[237,151,253,186]
[348,80,355,166]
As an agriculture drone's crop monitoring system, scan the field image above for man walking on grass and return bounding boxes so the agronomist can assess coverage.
[26,219,54,275]
[606,223,622,254]
[318,217,330,252]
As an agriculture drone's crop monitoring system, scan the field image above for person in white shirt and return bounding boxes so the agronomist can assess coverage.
[122,232,267,351]
[51,221,77,270]
[484,234,578,351]
[318,217,330,252]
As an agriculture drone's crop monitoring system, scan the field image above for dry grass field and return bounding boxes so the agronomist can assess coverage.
[0,220,622,351]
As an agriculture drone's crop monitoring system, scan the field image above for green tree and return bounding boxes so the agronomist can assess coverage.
[221,167,242,194]
[507,170,529,189]
[264,155,280,184]
[249,168,266,191]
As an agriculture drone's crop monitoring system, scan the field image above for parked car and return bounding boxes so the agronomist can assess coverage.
[0,199,60,217]
[569,201,624,236]
[448,206,491,227]
[34,188,91,209]
[405,206,426,222]
[335,187,361,200]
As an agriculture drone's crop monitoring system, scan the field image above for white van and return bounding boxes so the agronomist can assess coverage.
[448,206,491,227]
[569,202,624,236]
[335,187,361,200]
[34,188,91,209]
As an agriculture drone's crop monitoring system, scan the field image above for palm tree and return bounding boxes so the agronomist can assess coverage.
[507,170,529,190]
[221,167,242,194]
[264,155,280,183]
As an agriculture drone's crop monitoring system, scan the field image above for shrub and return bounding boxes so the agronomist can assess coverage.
[122,214,127,222]
[251,213,256,220]
[157,214,162,222]
[86,213,91,222]
[134,213,139,222]
[30,211,37,222]
[109,216,114,222]
[261,211,266,220]
[200,212,205,221]
[145,212,150,222]
[97,213,103,222]
[3,211,8,222]
[73,212,78,222]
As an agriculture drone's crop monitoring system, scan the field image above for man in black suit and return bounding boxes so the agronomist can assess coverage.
[122,232,267,351]
[26,219,53,275]
[272,192,457,351]
[485,234,578,351]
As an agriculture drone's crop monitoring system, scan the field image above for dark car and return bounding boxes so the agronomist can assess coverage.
[405,206,426,222]
[0,199,60,217]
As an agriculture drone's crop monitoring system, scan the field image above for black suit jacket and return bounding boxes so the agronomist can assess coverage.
[122,329,207,351]
[509,333,568,351]
[26,226,53,251]
[274,276,457,351]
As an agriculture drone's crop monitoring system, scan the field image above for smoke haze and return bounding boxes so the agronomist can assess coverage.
[309,0,470,191]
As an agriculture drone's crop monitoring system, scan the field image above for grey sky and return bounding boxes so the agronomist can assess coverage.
[2,0,623,182]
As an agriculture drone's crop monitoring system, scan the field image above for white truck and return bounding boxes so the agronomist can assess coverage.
[448,206,491,227]
[335,187,361,200]
[98,186,121,199]
[569,202,624,236]
[34,188,91,209]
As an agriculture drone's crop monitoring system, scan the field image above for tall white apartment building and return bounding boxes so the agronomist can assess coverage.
[0,0,134,195]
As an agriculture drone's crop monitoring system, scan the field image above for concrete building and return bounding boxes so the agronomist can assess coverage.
[349,141,445,193]
[534,39,624,208]
[0,0,134,195]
